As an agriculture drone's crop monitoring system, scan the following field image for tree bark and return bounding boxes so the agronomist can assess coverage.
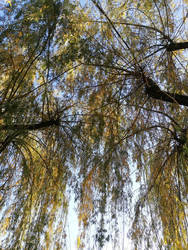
[144,77,188,107]
[166,42,188,51]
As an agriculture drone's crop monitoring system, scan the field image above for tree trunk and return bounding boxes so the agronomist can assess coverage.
[166,42,188,51]
[144,77,188,107]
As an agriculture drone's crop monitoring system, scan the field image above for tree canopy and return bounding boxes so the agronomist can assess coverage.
[0,0,188,249]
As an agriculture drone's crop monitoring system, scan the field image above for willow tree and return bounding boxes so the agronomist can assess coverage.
[0,0,187,249]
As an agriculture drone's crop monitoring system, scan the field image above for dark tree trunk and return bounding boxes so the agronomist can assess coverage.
[144,77,188,107]
[166,42,188,51]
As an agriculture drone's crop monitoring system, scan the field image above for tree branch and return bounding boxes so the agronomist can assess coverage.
[144,77,188,107]
[0,118,60,131]
[0,119,60,154]
[166,42,188,51]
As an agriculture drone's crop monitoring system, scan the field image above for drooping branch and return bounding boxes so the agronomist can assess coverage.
[144,77,188,107]
[166,42,188,51]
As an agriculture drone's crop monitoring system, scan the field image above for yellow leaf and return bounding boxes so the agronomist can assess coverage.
[52,166,58,178]
[77,236,81,249]
[6,0,12,6]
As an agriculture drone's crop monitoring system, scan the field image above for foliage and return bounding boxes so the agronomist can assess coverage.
[0,0,188,249]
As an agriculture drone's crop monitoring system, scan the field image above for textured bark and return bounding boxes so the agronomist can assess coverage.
[166,42,188,51]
